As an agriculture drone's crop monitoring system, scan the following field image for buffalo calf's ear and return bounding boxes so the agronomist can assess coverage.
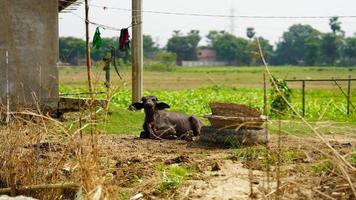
[129,102,144,110]
[156,102,170,110]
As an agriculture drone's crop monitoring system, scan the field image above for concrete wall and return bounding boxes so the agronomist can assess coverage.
[181,61,227,67]
[0,0,59,109]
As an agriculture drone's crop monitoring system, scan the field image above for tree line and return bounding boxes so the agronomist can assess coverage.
[59,17,356,66]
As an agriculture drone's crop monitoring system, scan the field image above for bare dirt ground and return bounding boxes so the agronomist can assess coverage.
[97,133,356,199]
[1,120,355,199]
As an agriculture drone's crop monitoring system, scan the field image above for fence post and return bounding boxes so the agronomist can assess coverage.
[263,73,267,115]
[347,76,351,115]
[302,80,306,117]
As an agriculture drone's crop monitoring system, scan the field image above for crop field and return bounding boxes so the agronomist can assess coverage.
[59,65,355,89]
[59,66,356,133]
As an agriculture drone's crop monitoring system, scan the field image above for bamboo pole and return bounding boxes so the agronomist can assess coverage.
[263,72,267,115]
[84,0,93,98]
[302,80,305,117]
[0,183,80,194]
[347,76,351,115]
[6,50,10,123]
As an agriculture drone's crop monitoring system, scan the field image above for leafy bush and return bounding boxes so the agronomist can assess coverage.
[270,76,292,116]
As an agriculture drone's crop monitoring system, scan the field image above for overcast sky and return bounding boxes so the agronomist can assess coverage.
[59,0,356,47]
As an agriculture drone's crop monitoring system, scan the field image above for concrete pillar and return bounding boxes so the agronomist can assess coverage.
[0,0,59,109]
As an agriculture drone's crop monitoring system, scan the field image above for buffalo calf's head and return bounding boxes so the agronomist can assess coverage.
[129,96,170,114]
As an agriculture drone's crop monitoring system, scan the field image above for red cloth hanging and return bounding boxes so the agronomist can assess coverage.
[119,28,130,52]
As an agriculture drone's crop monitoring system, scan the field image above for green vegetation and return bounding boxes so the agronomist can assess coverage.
[118,191,129,200]
[309,160,333,176]
[232,146,267,161]
[154,164,192,196]
[270,75,292,116]
[99,106,143,134]
[60,85,356,122]
[350,149,356,164]
[59,66,355,135]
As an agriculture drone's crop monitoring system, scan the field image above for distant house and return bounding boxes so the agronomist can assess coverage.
[0,0,78,109]
[182,48,227,67]
[197,48,217,62]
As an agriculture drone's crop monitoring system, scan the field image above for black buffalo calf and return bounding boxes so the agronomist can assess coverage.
[129,96,203,140]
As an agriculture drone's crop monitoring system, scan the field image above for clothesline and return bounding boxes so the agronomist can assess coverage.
[69,11,133,32]
[59,0,356,19]
[89,3,356,19]
[59,0,134,32]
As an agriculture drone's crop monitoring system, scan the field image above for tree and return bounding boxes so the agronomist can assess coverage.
[246,27,256,40]
[166,30,201,65]
[206,31,250,65]
[155,51,177,67]
[247,37,273,65]
[59,37,85,65]
[304,37,321,66]
[320,33,340,65]
[341,37,356,65]
[329,17,343,35]
[143,35,159,58]
[273,24,321,65]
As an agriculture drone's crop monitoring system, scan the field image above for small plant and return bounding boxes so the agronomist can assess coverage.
[154,164,190,196]
[282,149,306,164]
[309,160,333,176]
[350,149,356,164]
[198,150,210,158]
[270,75,292,116]
[233,146,267,161]
[226,136,242,148]
[118,191,129,200]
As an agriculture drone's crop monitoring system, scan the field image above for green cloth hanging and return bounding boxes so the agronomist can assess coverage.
[93,27,102,49]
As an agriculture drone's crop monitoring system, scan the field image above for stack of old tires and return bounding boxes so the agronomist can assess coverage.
[199,102,269,147]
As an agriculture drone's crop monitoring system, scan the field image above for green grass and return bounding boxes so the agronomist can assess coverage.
[309,160,333,176]
[154,164,192,196]
[118,191,129,200]
[99,106,143,135]
[350,149,356,164]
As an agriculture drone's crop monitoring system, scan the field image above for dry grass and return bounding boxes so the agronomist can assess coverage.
[0,106,110,199]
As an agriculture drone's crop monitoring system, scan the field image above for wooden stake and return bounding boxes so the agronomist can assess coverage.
[263,72,267,115]
[84,0,93,98]
[347,76,351,115]
[0,183,80,195]
[5,50,10,124]
[302,80,305,117]
[276,119,281,200]
[132,0,143,103]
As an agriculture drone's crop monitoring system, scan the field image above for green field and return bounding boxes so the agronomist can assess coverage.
[59,66,356,134]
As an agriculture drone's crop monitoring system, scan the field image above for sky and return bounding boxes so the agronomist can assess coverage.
[59,0,356,47]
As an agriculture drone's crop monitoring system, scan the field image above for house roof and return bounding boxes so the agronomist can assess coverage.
[58,0,80,12]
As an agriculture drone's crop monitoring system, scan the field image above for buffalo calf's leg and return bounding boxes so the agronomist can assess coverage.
[189,116,202,136]
[140,131,150,139]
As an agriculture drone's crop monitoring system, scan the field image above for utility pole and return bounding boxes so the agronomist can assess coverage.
[229,1,235,35]
[132,0,143,103]
[84,0,93,98]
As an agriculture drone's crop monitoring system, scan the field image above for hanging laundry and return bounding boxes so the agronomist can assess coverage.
[93,27,102,49]
[119,28,130,52]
